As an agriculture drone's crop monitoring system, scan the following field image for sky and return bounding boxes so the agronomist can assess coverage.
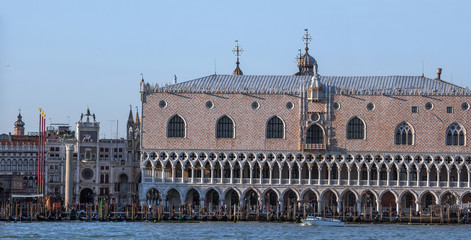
[1,0,470,138]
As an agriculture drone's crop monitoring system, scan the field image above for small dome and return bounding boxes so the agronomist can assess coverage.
[233,64,243,75]
[14,113,25,127]
[297,52,316,69]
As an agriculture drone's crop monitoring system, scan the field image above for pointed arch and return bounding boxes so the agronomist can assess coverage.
[167,114,186,138]
[446,122,466,146]
[395,121,414,145]
[306,123,324,144]
[266,115,285,139]
[346,116,365,140]
[216,115,235,138]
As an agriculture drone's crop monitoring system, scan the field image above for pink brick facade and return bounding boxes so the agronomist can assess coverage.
[331,94,471,154]
[142,92,316,151]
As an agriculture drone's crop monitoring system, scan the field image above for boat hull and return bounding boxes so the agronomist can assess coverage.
[301,217,345,226]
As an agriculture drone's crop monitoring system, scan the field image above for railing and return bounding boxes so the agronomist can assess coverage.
[272,179,280,184]
[340,180,348,185]
[301,179,309,185]
[320,179,327,185]
[292,179,300,184]
[450,182,457,187]
[303,143,325,150]
[350,180,358,185]
[262,179,270,184]
[430,181,437,186]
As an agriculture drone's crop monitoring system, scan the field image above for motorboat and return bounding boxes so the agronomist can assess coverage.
[301,216,345,226]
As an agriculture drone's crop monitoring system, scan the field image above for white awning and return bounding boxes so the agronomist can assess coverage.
[11,194,43,198]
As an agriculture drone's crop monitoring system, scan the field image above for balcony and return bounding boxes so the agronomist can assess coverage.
[303,143,325,151]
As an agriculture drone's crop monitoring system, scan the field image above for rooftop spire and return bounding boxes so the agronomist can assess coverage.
[127,105,134,125]
[294,28,317,76]
[135,106,140,127]
[232,40,244,75]
[302,28,312,52]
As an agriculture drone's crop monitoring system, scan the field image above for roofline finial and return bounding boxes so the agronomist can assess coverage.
[303,28,312,52]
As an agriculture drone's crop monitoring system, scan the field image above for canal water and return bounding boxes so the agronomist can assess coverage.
[1,222,470,239]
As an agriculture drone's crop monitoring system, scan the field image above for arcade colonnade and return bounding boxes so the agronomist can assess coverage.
[139,151,471,214]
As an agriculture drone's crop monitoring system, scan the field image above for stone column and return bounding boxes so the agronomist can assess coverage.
[250,167,253,184]
[396,201,400,215]
[260,167,263,184]
[279,168,282,184]
[406,168,410,187]
[468,171,470,188]
[337,169,341,186]
[308,168,311,185]
[357,170,361,186]
[377,169,380,186]
[396,169,400,186]
[416,201,421,213]
[151,167,155,183]
[457,170,461,188]
[318,168,321,185]
[327,167,331,185]
[269,167,273,184]
[376,200,380,212]
[426,170,430,187]
[447,170,450,187]
[337,200,342,213]
[230,167,233,184]
[347,168,351,186]
[437,170,440,187]
[367,167,370,186]
[141,168,145,183]
[191,168,194,183]
[162,168,166,183]
[221,167,224,184]
[172,167,175,183]
[288,168,292,185]
[386,169,390,186]
[65,144,74,210]
[317,201,322,214]
[210,167,214,184]
[299,168,302,185]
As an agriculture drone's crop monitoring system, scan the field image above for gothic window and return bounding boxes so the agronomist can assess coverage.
[446,123,465,146]
[167,115,185,138]
[216,116,234,138]
[395,122,413,145]
[306,124,324,144]
[346,117,365,140]
[266,116,284,139]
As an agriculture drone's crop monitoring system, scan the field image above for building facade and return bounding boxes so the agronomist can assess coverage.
[44,107,141,207]
[0,113,39,202]
[138,35,471,215]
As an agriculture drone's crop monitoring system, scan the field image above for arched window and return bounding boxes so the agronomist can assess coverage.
[346,117,365,139]
[395,122,413,145]
[446,123,465,146]
[306,124,324,144]
[216,116,234,138]
[105,174,109,183]
[100,174,105,183]
[266,116,284,139]
[167,115,185,138]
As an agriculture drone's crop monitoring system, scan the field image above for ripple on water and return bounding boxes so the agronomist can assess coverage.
[1,222,471,240]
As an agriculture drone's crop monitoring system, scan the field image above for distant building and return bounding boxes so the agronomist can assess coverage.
[44,107,141,207]
[138,31,471,215]
[0,113,38,202]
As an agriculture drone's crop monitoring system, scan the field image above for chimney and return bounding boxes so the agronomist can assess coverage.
[437,68,442,80]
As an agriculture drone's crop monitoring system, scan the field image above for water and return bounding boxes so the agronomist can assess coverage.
[1,222,471,240]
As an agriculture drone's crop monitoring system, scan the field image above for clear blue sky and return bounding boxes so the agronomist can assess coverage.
[1,0,470,138]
